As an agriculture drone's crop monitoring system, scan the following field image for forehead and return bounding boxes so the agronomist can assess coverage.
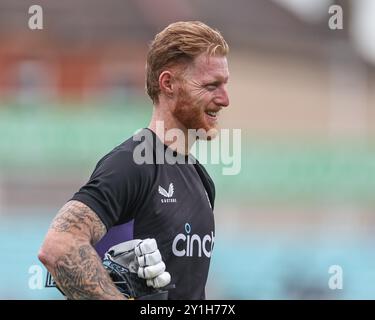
[187,54,229,81]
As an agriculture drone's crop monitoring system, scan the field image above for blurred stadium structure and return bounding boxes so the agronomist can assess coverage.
[1,0,375,299]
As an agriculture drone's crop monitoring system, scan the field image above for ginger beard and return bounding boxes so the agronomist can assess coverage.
[172,85,219,141]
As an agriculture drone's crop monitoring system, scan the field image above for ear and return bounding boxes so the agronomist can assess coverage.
[159,70,174,98]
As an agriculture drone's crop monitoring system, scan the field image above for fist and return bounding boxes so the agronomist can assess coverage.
[104,238,171,289]
[134,238,171,288]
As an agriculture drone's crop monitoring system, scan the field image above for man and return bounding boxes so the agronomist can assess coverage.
[39,21,230,300]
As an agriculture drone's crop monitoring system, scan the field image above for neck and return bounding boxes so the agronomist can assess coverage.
[148,106,195,155]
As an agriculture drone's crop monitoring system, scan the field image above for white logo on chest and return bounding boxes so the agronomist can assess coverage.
[158,183,177,203]
[172,223,215,258]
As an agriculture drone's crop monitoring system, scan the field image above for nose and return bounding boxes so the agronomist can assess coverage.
[215,86,230,108]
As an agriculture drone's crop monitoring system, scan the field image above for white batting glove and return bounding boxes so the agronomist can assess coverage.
[134,238,171,288]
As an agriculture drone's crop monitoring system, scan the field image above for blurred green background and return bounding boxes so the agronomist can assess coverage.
[1,0,375,299]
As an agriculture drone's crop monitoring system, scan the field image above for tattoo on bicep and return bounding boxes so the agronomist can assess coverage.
[54,243,121,300]
[51,200,106,244]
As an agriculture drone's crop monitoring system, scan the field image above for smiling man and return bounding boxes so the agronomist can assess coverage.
[140,43,230,164]
[39,21,230,300]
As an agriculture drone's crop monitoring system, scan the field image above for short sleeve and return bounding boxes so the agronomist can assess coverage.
[71,150,150,230]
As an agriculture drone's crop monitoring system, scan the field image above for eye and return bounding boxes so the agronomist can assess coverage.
[205,84,218,91]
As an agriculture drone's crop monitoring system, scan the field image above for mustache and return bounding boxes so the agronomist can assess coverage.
[205,108,222,112]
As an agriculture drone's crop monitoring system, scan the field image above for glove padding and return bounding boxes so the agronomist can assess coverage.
[104,238,171,289]
[134,238,171,288]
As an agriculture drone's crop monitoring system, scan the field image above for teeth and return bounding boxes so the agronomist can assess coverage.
[206,111,217,116]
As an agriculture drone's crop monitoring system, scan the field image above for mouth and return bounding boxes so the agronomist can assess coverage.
[204,110,219,121]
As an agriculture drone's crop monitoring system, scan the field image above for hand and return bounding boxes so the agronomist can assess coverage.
[134,238,171,288]
[104,238,171,289]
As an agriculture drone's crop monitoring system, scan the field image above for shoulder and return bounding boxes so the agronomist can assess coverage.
[93,131,156,182]
[194,159,215,187]
[193,160,216,207]
[100,129,156,167]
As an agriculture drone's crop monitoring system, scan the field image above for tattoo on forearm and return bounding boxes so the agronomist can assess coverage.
[44,201,123,299]
[54,243,123,300]
[51,200,106,244]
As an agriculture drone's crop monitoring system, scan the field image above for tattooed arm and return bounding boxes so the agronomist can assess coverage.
[38,200,126,300]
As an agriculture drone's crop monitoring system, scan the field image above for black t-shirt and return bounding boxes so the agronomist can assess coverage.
[71,128,216,300]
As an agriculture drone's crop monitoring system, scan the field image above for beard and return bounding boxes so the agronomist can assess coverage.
[172,87,218,140]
